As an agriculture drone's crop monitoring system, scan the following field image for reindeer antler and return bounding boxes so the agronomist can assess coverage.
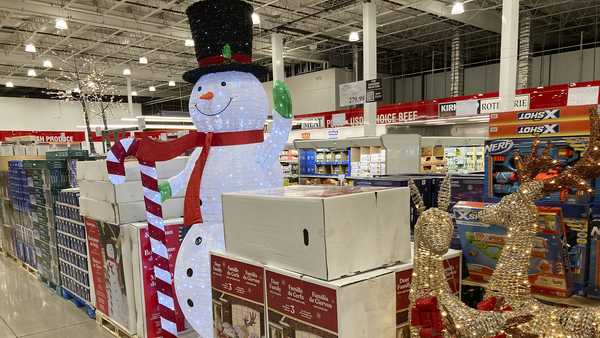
[409,179,426,215]
[437,175,452,211]
[513,139,560,182]
[541,106,600,194]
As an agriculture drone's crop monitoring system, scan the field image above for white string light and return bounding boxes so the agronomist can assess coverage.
[185,39,195,47]
[55,18,68,30]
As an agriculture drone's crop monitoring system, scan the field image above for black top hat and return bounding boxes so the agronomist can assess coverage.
[182,0,267,83]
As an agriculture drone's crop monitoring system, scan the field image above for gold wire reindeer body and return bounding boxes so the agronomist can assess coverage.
[478,107,600,337]
[409,178,528,338]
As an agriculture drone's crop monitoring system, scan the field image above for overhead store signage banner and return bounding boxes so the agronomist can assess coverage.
[479,94,530,114]
[0,131,85,143]
[339,81,366,107]
[567,86,599,106]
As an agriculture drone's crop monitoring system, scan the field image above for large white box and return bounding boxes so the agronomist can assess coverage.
[77,157,188,182]
[223,185,411,280]
[266,264,396,338]
[80,196,184,224]
[79,180,183,203]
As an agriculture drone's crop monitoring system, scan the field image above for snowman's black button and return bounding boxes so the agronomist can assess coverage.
[187,299,194,307]
[195,237,203,245]
[187,268,193,277]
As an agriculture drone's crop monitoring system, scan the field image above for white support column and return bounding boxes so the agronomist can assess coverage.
[126,77,133,116]
[363,0,377,136]
[498,0,519,111]
[271,33,285,82]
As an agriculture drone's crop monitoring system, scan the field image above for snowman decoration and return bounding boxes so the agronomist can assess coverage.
[106,1,292,337]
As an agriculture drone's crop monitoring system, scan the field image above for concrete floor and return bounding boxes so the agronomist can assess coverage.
[0,254,112,338]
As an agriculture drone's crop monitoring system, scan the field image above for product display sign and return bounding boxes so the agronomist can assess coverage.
[567,86,599,106]
[366,79,383,103]
[480,95,530,114]
[339,80,366,107]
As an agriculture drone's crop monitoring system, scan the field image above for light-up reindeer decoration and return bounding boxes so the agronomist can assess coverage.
[478,107,600,337]
[409,178,531,338]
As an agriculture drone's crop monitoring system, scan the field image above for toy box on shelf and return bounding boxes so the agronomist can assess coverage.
[296,135,421,185]
[7,160,36,267]
[485,104,599,296]
[454,201,573,298]
[589,205,600,299]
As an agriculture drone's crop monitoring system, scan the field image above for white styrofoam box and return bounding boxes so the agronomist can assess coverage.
[77,156,188,182]
[223,185,411,280]
[266,265,395,338]
[80,196,184,224]
[79,180,183,203]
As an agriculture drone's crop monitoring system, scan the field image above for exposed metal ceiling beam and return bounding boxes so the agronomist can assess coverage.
[395,0,502,34]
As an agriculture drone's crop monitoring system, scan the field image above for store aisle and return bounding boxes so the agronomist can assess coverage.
[0,255,112,338]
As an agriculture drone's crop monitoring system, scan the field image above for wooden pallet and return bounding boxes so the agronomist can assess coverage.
[95,311,137,338]
[60,287,96,319]
[21,262,37,277]
[5,252,17,262]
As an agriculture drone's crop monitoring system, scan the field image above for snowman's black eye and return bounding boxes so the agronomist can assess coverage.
[221,82,226,86]
[197,86,202,92]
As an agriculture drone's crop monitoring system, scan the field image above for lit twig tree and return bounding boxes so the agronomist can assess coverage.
[46,55,123,154]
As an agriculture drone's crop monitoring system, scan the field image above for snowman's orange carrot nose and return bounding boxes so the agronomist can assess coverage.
[199,91,214,100]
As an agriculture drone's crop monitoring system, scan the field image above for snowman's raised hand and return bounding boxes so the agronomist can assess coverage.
[273,80,292,119]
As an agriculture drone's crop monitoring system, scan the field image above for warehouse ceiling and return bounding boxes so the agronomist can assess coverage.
[0,0,599,103]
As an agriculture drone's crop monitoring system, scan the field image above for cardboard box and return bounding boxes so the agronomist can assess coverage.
[210,252,267,338]
[79,180,183,204]
[454,201,572,297]
[389,249,461,338]
[76,157,188,182]
[266,265,396,338]
[122,219,188,337]
[80,196,184,224]
[85,217,136,334]
[223,185,411,280]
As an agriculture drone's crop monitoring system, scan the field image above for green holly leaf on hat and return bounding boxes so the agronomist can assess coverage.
[222,44,232,61]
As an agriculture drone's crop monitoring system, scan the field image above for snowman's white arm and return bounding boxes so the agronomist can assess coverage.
[166,147,202,196]
[257,112,292,167]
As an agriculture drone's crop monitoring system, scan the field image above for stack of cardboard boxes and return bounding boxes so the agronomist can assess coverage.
[77,158,189,337]
[208,185,461,338]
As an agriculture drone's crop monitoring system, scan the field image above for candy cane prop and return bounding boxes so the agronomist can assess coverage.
[106,138,178,338]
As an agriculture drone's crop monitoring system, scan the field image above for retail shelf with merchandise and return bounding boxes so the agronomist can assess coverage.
[294,134,421,184]
[420,137,486,174]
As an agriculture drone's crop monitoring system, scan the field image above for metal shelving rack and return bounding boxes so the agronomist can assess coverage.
[55,188,93,303]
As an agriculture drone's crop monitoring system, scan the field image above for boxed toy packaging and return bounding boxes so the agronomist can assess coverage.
[265,265,396,338]
[223,185,410,280]
[454,201,572,297]
[589,206,600,298]
[210,252,266,338]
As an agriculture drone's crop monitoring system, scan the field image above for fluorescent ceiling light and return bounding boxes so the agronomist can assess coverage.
[139,56,148,64]
[135,115,192,122]
[73,87,80,93]
[122,68,131,76]
[348,31,360,42]
[185,39,194,47]
[27,69,37,77]
[55,18,68,30]
[251,12,261,25]
[42,60,53,68]
[5,82,14,88]
[25,43,36,53]
[131,91,138,96]
[149,86,156,92]
[451,2,465,15]
[168,80,176,87]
